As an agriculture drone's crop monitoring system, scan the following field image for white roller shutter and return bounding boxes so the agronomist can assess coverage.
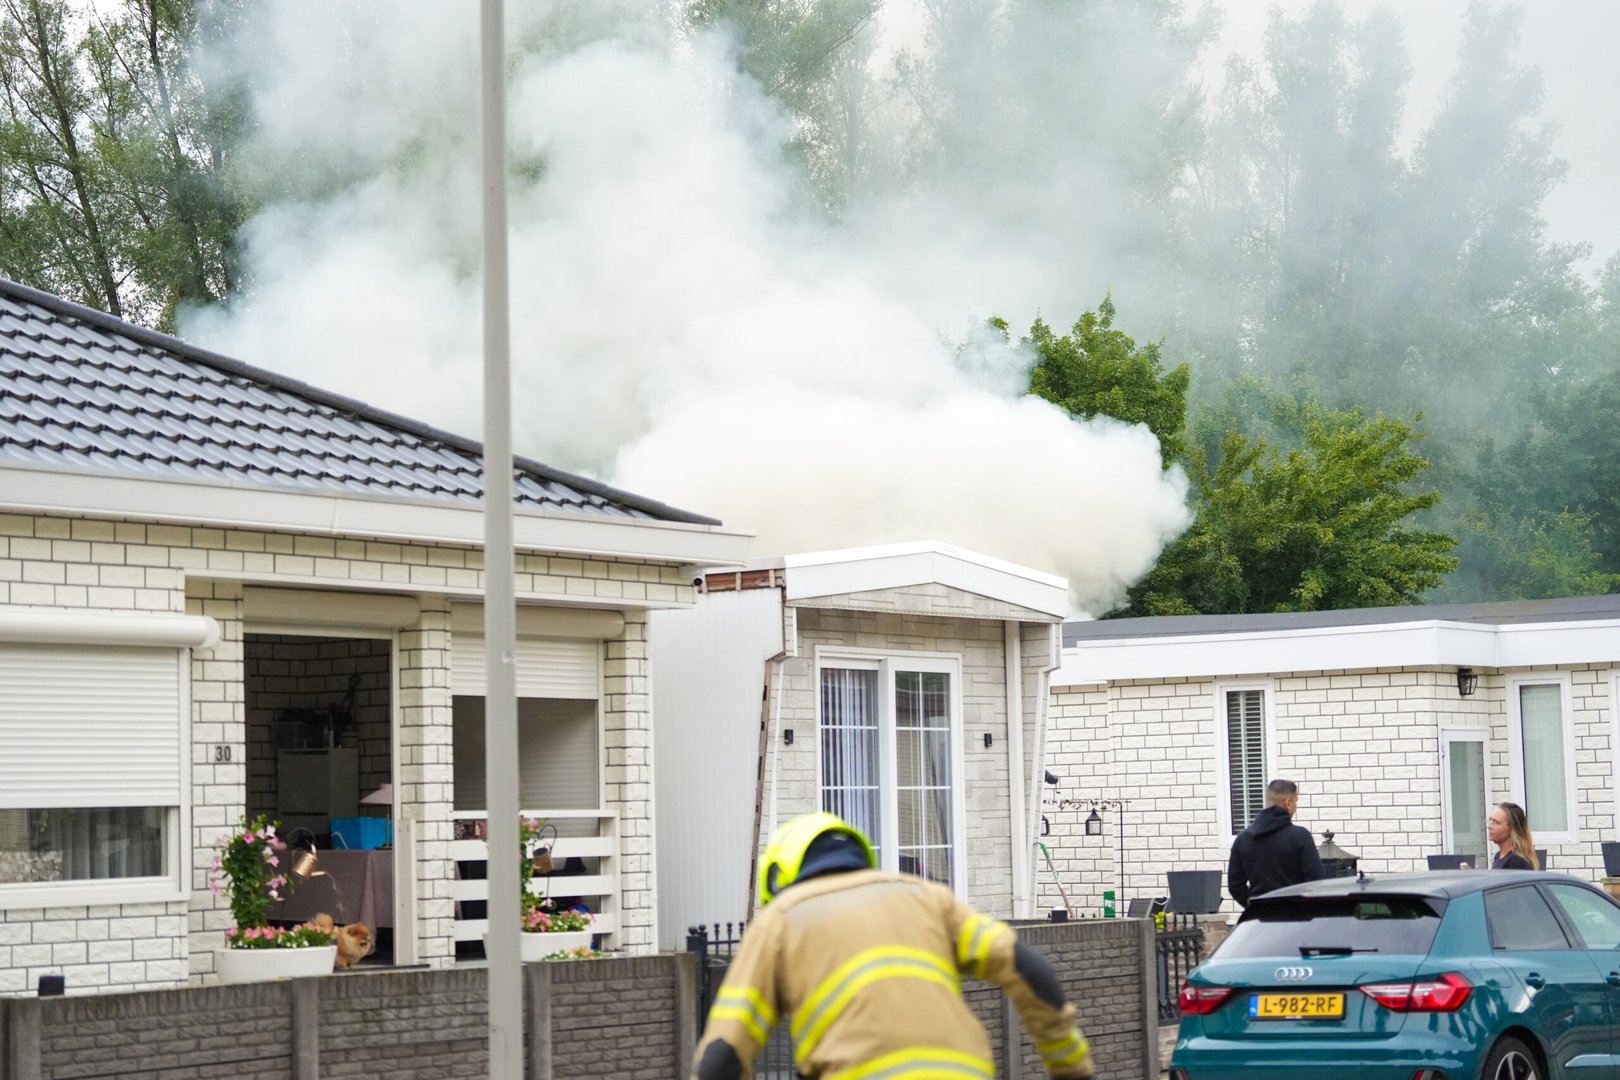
[453,698,599,816]
[451,635,600,699]
[0,644,184,809]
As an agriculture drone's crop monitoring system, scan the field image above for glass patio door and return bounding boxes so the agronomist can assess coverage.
[818,656,962,892]
[1441,730,1489,869]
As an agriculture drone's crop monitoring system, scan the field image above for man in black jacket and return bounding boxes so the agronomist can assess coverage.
[1228,778,1325,908]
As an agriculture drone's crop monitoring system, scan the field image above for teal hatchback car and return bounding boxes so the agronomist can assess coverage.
[1171,872,1620,1080]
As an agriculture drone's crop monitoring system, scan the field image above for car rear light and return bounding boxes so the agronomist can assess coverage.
[1360,972,1472,1011]
[1179,981,1234,1015]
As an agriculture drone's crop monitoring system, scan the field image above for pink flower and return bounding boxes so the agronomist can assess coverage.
[269,875,286,890]
[264,825,277,838]
[211,883,220,894]
[226,927,237,938]
[243,831,256,843]
[269,856,279,867]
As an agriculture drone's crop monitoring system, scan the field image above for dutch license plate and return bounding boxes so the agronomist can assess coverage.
[1249,992,1345,1020]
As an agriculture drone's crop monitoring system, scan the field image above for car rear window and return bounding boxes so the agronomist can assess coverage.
[1217,895,1445,959]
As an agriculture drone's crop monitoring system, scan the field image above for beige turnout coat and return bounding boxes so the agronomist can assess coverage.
[693,869,1093,1080]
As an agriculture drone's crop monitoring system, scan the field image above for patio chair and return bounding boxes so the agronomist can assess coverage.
[1426,854,1471,871]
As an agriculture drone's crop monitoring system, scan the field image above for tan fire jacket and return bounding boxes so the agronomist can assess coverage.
[693,869,1093,1080]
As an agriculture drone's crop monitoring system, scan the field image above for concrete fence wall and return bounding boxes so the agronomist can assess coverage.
[1,953,695,1080]
[983,918,1158,1080]
[3,918,1155,1080]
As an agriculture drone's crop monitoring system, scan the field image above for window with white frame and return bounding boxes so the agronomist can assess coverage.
[1224,687,1267,835]
[818,653,963,889]
[1510,677,1575,838]
[0,644,184,901]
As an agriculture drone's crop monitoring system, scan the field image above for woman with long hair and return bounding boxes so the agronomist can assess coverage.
[1488,802,1538,870]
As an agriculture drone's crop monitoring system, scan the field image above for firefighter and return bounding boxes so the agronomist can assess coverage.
[692,812,1096,1080]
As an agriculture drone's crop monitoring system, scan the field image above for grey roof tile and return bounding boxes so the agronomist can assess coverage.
[0,278,719,524]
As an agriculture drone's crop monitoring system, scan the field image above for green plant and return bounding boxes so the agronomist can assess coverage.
[522,900,594,934]
[542,945,601,961]
[225,924,336,950]
[210,814,334,950]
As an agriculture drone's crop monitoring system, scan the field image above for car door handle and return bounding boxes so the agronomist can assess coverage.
[1607,972,1620,988]
[1525,972,1546,989]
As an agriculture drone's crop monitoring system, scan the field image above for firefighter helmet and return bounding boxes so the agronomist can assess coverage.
[757,812,876,907]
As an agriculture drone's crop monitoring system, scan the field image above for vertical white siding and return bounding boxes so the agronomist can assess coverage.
[650,590,785,950]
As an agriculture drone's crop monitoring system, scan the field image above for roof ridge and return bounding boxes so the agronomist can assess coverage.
[0,276,719,526]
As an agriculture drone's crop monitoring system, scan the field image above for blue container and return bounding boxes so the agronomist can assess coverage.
[329,816,390,850]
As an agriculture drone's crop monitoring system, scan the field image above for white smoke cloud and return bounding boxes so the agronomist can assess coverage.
[183,3,1192,614]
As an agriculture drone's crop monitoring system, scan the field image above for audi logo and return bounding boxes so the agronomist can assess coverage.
[1275,966,1314,982]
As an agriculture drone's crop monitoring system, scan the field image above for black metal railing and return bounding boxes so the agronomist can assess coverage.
[1155,912,1205,1024]
[687,922,798,1078]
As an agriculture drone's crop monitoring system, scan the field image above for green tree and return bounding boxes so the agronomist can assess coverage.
[1445,511,1620,602]
[0,0,248,326]
[0,0,126,314]
[682,0,880,211]
[1122,404,1458,615]
[1023,293,1190,467]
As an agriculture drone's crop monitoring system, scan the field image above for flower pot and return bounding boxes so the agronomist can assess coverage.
[215,944,337,984]
[1603,842,1620,878]
[520,929,593,960]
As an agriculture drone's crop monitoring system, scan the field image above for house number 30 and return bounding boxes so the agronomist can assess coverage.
[212,745,232,763]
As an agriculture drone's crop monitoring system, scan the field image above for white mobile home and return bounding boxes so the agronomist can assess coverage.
[1041,596,1620,917]
[0,278,748,994]
[651,543,1070,948]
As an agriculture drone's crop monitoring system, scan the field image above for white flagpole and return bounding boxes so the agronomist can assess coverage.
[479,1,521,1075]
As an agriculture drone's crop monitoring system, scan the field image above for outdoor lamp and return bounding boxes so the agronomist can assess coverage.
[1456,668,1479,698]
[1084,809,1103,836]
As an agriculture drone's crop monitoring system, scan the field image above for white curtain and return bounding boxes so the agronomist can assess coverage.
[1519,684,1568,832]
[893,671,953,886]
[820,668,882,856]
[0,807,165,884]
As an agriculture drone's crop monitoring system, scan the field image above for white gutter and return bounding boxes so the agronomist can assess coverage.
[1056,616,1620,685]
[1004,621,1029,918]
[0,608,220,649]
[0,462,753,568]
[1025,623,1061,916]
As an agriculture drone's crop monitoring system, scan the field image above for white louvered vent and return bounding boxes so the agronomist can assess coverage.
[1226,688,1266,834]
[451,636,600,699]
[0,644,183,808]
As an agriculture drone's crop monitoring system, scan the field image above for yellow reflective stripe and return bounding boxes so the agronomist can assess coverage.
[955,914,1007,979]
[711,987,778,1046]
[825,1046,995,1080]
[955,913,992,971]
[709,1004,769,1045]
[716,986,779,1029]
[793,946,959,1057]
[1036,1032,1089,1068]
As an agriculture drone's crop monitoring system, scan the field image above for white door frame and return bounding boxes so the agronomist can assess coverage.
[1439,726,1491,867]
[244,623,410,961]
[813,647,969,898]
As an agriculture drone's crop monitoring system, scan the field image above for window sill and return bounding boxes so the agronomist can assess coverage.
[0,876,186,911]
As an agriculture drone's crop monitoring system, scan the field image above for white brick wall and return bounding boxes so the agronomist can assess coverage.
[0,511,693,993]
[768,604,1036,917]
[1046,662,1620,919]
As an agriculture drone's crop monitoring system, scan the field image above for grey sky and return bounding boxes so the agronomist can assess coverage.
[1214,0,1620,274]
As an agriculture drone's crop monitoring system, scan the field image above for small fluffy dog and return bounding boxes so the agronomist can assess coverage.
[312,913,375,970]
